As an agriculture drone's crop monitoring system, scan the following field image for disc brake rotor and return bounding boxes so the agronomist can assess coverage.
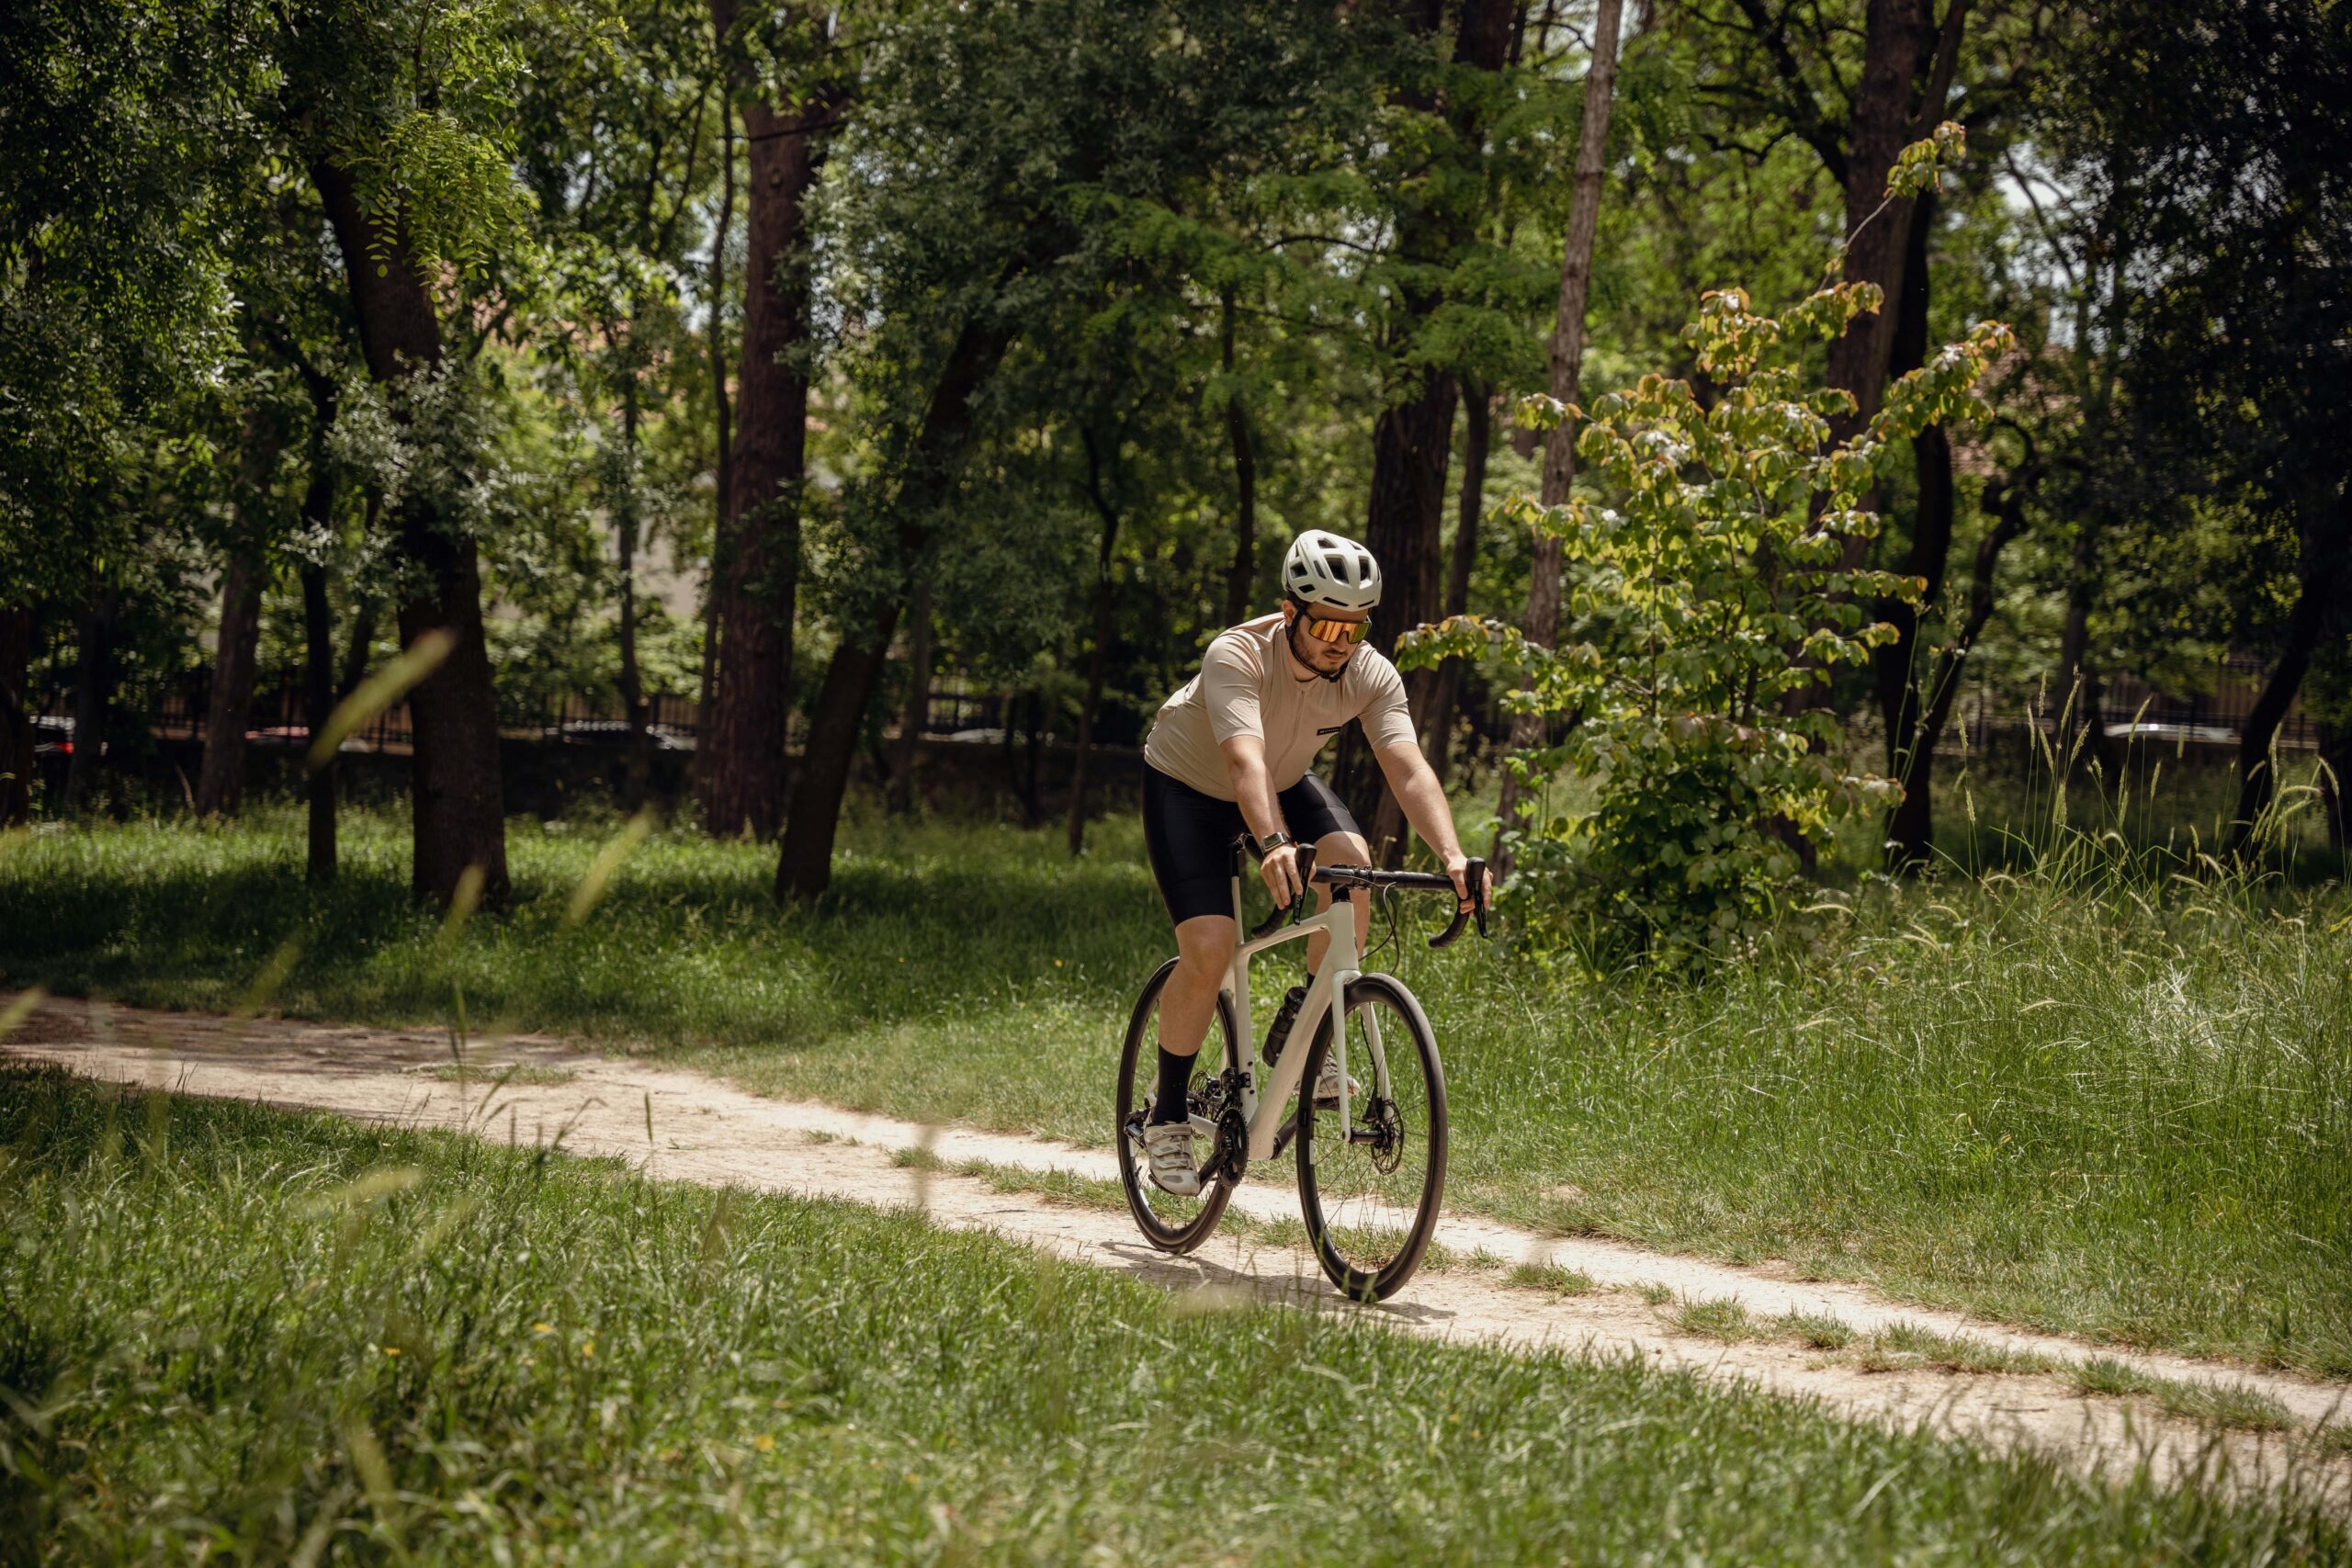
[1366,1097,1405,1175]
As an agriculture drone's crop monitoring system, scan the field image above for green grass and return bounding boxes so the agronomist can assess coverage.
[1781,1312,1859,1351]
[1675,1298,1762,1342]
[428,1062,576,1086]
[3,1066,2344,1563]
[2070,1359,2300,1434]
[1859,1323,2062,1378]
[3,801,2349,1376]
[1505,1260,1599,1296]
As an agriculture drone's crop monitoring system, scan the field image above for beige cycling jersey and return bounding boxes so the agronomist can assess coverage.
[1143,614,1416,800]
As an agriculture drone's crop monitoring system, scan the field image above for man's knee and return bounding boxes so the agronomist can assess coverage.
[1173,916,1237,974]
[1311,830,1370,903]
[1313,829,1369,864]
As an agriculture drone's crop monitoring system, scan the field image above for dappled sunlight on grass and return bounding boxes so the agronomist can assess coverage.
[3,802,2348,1375]
[5,1066,2343,1561]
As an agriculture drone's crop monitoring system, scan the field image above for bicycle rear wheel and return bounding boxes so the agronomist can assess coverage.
[1115,956,1238,1253]
[1295,973,1447,1302]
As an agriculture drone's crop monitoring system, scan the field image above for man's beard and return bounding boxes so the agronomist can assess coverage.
[1287,616,1347,682]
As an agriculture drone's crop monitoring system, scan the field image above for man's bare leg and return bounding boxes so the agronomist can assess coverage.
[1304,828,1371,977]
[1157,914,1237,1059]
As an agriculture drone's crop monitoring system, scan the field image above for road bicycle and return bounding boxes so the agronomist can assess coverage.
[1115,839,1487,1303]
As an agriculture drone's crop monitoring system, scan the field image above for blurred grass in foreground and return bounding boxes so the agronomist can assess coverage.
[1,1066,2343,1563]
[1,796,2347,1376]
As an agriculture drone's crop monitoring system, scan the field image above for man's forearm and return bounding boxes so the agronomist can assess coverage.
[1227,752,1287,844]
[1382,747,1464,863]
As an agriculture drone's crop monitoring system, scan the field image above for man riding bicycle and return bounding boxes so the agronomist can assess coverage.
[1136,529,1490,1197]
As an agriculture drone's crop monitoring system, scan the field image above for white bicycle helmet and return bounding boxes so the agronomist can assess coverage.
[1281,529,1382,611]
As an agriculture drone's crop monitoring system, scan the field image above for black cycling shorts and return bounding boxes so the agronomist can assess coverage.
[1141,763,1363,926]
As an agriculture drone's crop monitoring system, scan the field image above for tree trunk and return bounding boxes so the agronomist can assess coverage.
[0,604,31,826]
[1873,420,1951,864]
[2224,488,2352,859]
[300,563,339,879]
[2054,515,2119,779]
[1884,466,2030,867]
[2318,720,2349,857]
[1871,187,1941,773]
[196,551,266,818]
[1020,691,1046,828]
[1352,371,1457,859]
[699,100,736,752]
[1346,0,1519,860]
[196,406,285,818]
[197,554,266,818]
[1069,428,1123,854]
[616,360,653,813]
[288,358,343,880]
[775,309,1018,902]
[311,158,510,907]
[1426,376,1490,786]
[62,588,117,815]
[887,578,933,816]
[1871,199,1959,869]
[1221,287,1257,626]
[701,3,842,840]
[1823,0,1950,449]
[1493,0,1624,876]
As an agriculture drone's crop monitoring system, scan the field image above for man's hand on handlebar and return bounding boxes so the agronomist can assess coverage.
[1259,840,1306,909]
[1443,852,1493,913]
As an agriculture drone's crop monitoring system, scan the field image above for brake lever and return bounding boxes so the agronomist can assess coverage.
[1244,844,1318,942]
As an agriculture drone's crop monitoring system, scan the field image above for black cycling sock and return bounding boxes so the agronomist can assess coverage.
[1150,1046,1194,1124]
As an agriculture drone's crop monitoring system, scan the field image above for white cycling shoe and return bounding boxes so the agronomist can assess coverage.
[1140,1119,1201,1198]
[1314,1053,1361,1109]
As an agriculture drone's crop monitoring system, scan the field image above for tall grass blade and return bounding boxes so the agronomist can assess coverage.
[308,627,456,769]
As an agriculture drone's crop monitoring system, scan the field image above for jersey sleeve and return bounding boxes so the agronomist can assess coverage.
[1201,633,1265,746]
[1353,651,1418,750]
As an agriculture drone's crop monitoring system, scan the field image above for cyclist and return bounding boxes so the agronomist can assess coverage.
[1136,528,1490,1196]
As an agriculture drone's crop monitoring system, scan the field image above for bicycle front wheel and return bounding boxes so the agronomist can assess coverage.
[1295,973,1447,1302]
[1114,956,1238,1254]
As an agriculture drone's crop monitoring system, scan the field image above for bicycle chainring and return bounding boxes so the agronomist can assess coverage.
[1213,1104,1250,1184]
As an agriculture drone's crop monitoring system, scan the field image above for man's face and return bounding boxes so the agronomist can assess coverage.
[1283,601,1368,677]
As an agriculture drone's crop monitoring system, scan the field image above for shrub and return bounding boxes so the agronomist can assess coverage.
[1403,130,2011,970]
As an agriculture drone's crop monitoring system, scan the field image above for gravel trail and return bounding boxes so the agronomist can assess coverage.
[6,992,2345,1509]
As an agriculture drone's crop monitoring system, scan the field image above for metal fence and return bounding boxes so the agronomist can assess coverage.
[51,653,2324,761]
[49,672,1020,754]
[1950,653,2321,757]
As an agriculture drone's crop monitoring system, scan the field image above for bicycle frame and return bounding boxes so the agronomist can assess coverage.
[1192,873,1385,1165]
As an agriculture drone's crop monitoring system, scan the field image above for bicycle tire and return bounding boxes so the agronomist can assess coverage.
[1295,972,1447,1302]
[1115,956,1239,1253]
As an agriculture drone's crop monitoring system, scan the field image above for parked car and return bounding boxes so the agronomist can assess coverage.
[549,718,694,751]
[2102,721,2237,746]
[30,716,74,755]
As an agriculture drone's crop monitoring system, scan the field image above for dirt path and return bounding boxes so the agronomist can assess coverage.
[6,992,2346,1509]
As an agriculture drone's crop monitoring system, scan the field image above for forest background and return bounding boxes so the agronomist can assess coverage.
[3,0,2347,937]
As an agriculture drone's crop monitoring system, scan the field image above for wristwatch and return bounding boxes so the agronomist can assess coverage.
[1255,831,1295,859]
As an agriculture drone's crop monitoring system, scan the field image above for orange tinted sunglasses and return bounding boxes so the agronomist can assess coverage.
[1303,614,1369,645]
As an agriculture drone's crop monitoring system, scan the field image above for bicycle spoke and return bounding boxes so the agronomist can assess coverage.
[1295,975,1446,1301]
[1115,958,1236,1252]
